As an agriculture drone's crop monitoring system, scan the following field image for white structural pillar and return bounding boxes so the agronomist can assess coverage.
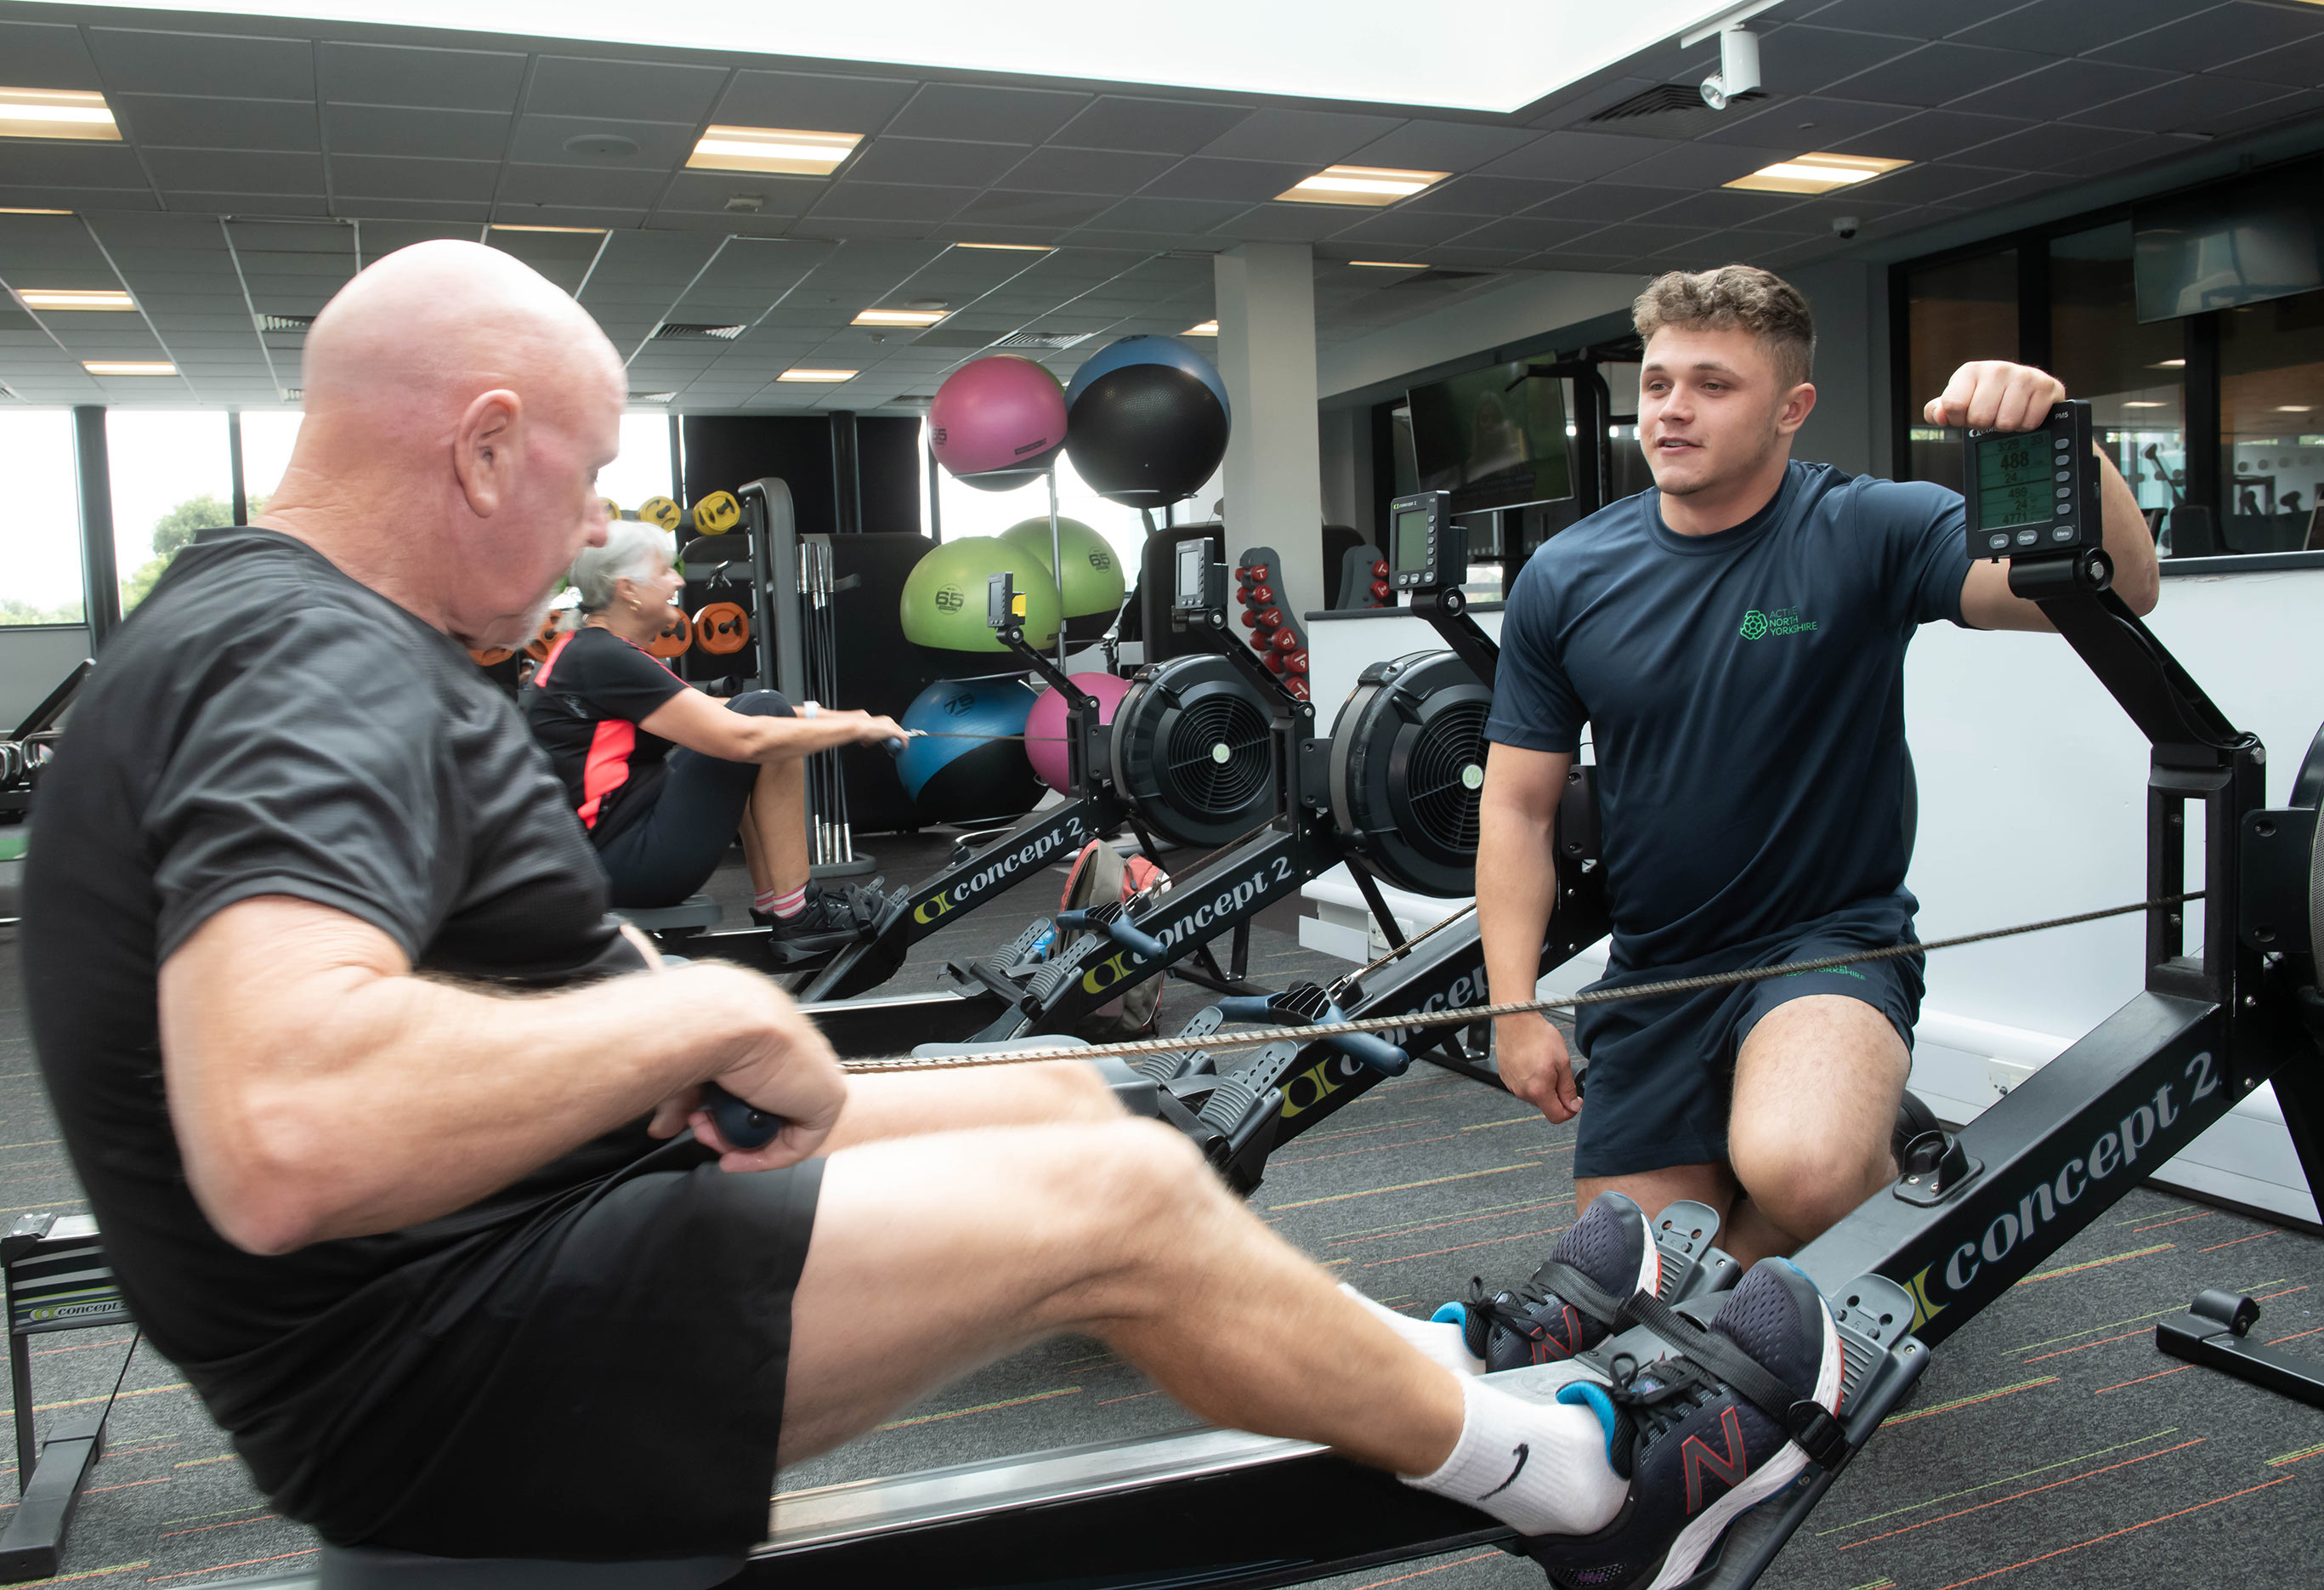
[1214,242,1324,618]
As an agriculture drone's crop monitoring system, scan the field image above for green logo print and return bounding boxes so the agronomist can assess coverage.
[1739,605,1817,641]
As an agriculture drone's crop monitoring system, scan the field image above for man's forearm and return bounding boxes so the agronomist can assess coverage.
[163,900,781,1253]
[1475,803,1559,1008]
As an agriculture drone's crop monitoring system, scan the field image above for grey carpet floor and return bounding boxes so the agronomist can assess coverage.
[1,830,2318,1588]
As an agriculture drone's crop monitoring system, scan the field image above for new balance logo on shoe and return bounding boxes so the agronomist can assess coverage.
[1680,1405,1747,1515]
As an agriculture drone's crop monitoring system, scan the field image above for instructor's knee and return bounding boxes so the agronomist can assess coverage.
[724,690,793,720]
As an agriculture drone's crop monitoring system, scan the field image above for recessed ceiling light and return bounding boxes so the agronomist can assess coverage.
[778,368,856,383]
[954,241,1053,253]
[0,88,118,142]
[1725,151,1909,195]
[2277,405,2314,412]
[629,391,676,403]
[2151,358,2186,368]
[853,308,947,327]
[490,223,606,234]
[1278,165,1449,206]
[1184,321,1219,336]
[688,126,860,176]
[2123,400,2167,409]
[83,361,174,376]
[0,206,72,215]
[1349,259,1428,270]
[18,288,133,310]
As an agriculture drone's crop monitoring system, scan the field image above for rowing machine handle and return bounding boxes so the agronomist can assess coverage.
[700,1082,782,1150]
[1214,996,1409,1076]
[1053,909,1168,962]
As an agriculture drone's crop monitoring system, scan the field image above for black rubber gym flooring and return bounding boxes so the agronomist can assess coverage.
[1,829,2318,1587]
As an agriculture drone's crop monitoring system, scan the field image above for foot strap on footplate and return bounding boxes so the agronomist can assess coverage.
[1619,1292,1846,1472]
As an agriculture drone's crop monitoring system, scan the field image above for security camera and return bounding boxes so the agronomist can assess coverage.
[1700,26,1760,110]
[1832,216,1861,240]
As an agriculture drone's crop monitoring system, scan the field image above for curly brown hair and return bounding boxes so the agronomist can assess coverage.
[1632,266,1815,390]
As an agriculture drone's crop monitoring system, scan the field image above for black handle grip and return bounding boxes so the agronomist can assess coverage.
[1055,908,1167,961]
[701,1082,783,1150]
[883,735,906,757]
[1215,997,1409,1076]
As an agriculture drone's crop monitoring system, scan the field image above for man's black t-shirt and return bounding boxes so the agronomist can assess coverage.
[23,529,660,1528]
[520,626,688,846]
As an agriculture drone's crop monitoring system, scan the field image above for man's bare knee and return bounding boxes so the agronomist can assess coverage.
[1052,1059,1132,1122]
[1731,1135,1885,1240]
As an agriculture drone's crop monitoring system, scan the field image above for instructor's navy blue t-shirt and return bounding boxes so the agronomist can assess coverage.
[1487,460,1970,970]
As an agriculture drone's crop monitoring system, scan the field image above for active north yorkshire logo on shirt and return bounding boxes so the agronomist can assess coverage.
[1738,605,1817,640]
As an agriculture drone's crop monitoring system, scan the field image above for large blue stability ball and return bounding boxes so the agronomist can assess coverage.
[1063,335,1232,510]
[895,675,1044,825]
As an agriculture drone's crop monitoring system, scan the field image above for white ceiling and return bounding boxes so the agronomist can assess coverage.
[2,0,2321,413]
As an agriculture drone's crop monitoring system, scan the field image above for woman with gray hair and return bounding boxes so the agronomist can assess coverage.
[522,520,904,945]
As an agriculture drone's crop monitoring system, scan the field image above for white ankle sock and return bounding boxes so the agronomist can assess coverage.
[1401,1374,1629,1538]
[1341,1284,1484,1377]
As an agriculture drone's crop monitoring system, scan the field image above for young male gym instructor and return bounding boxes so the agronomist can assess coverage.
[24,240,1847,1589]
[1459,268,2159,1381]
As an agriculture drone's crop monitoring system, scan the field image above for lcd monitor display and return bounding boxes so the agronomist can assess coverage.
[1392,506,1431,574]
[1974,434,2052,530]
[1406,362,1573,513]
[2134,157,2324,322]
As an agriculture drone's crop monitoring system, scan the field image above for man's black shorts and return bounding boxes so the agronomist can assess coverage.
[1570,896,1923,1180]
[349,1139,823,1559]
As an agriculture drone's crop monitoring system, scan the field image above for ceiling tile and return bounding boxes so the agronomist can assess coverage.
[809,182,978,223]
[2208,31,2324,86]
[1086,196,1248,233]
[86,28,315,99]
[1844,160,2015,204]
[2089,4,2313,74]
[999,146,1177,196]
[1216,203,1351,242]
[951,189,1115,229]
[1342,120,1539,172]
[527,58,728,123]
[1049,96,1251,156]
[1419,246,1532,270]
[508,115,698,169]
[112,94,320,153]
[1790,0,2029,40]
[2048,132,2208,178]
[1450,216,1605,253]
[0,20,105,88]
[1324,208,1490,246]
[1528,183,1687,222]
[1635,187,1822,233]
[1953,0,2208,57]
[1401,173,1573,216]
[1481,130,1675,183]
[843,138,1031,189]
[1823,43,2064,108]
[889,85,1090,144]
[2066,74,2301,135]
[329,105,511,162]
[1562,220,1709,255]
[497,163,672,208]
[1833,110,2038,162]
[178,191,333,219]
[330,155,501,202]
[1749,26,1925,94]
[1613,141,1805,190]
[1698,95,1908,149]
[714,71,919,133]
[2175,85,2324,137]
[1199,108,1403,164]
[1947,58,2181,121]
[654,172,825,215]
[1140,157,1317,202]
[1953,121,2153,173]
[1946,169,2077,208]
[143,149,326,196]
[319,43,528,112]
[0,144,152,189]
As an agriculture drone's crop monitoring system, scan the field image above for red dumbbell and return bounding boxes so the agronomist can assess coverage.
[1271,627,1299,652]
[1258,607,1284,629]
[1247,564,1270,582]
[1283,676,1310,701]
[1264,650,1287,673]
[1239,608,1260,627]
[1369,579,1391,602]
[1284,649,1309,674]
[1248,583,1274,606]
[1371,559,1388,579]
[1250,628,1273,650]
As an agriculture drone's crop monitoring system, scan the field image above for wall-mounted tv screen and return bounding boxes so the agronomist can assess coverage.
[1406,361,1573,514]
[2134,157,2324,323]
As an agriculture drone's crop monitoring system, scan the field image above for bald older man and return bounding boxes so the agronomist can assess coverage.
[23,241,1832,1581]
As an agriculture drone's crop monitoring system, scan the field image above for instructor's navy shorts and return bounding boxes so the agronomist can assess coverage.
[1570,894,1923,1180]
[598,690,791,908]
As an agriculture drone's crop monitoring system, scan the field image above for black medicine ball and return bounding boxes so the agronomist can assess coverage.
[1065,365,1230,511]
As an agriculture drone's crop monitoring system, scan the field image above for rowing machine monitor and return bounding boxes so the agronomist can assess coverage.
[1387,491,1462,594]
[987,571,1029,633]
[1172,543,1229,630]
[1964,399,2101,563]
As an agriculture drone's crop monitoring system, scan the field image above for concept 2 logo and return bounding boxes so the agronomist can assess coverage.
[1278,963,1487,1119]
[909,815,1087,928]
[1899,1050,2223,1331]
[1080,855,1295,995]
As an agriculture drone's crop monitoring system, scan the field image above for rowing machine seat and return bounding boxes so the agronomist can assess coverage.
[316,1545,740,1587]
[617,894,722,936]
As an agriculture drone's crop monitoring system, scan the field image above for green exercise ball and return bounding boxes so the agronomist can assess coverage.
[1000,517,1129,643]
[899,536,1063,676]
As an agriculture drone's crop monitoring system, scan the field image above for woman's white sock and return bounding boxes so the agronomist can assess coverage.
[1342,1284,1485,1377]
[1401,1374,1629,1538]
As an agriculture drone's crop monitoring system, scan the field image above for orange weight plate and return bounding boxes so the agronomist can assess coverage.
[694,601,751,655]
[647,608,694,659]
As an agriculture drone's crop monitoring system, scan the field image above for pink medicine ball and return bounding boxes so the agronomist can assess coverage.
[930,355,1068,485]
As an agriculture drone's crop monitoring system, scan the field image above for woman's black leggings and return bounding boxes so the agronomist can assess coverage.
[596,690,793,908]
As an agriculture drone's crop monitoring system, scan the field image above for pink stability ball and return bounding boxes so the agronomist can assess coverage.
[1024,670,1133,793]
[930,355,1068,487]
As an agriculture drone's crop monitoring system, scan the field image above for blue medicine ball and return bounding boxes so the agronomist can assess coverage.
[1066,334,1230,423]
[895,675,1043,824]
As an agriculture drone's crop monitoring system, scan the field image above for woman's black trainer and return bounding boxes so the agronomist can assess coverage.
[1433,1191,1660,1370]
